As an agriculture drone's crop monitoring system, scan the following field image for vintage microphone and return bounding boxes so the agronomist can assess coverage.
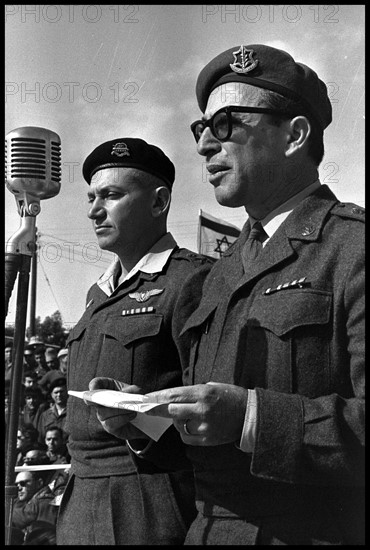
[4,126,61,544]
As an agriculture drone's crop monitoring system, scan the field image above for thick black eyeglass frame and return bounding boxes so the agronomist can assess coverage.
[190,106,292,143]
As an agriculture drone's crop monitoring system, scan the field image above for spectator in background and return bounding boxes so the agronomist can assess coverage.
[45,426,70,463]
[22,368,39,391]
[16,423,43,466]
[20,370,41,417]
[23,348,37,371]
[21,386,48,429]
[45,347,60,371]
[34,347,49,380]
[37,377,68,445]
[57,348,68,376]
[5,341,13,383]
[24,337,46,370]
[38,369,66,399]
[23,448,50,467]
[12,469,58,545]
[23,447,70,503]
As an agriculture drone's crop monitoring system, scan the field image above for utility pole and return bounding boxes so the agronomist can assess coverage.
[29,228,38,336]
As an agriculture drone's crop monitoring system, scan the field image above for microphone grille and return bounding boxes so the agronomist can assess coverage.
[5,126,61,199]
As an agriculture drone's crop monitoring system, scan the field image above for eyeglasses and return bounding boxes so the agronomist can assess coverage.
[190,106,292,143]
[16,480,32,487]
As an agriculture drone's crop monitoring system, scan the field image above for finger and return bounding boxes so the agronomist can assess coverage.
[146,402,198,419]
[89,377,142,393]
[174,418,199,436]
[144,386,200,404]
[118,384,142,394]
[89,377,120,391]
[172,421,207,446]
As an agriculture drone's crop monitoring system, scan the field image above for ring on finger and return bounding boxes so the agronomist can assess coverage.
[183,419,192,436]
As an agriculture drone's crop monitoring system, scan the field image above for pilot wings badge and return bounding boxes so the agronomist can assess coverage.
[230,46,258,74]
[129,289,164,302]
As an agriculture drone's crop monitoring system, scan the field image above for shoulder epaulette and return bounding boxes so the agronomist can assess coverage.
[331,202,365,222]
[173,248,215,265]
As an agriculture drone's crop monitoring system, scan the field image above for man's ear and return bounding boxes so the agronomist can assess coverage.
[36,476,44,490]
[152,186,171,217]
[285,116,311,157]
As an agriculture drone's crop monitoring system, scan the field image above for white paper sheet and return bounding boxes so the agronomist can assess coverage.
[68,389,172,442]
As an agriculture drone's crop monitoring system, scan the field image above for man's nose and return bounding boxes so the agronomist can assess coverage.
[196,127,222,157]
[88,198,105,220]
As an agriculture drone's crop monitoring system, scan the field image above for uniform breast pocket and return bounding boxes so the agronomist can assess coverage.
[245,290,332,396]
[180,301,218,384]
[66,316,91,387]
[100,314,164,391]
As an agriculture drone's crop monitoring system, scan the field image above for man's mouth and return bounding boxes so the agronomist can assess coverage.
[207,164,230,175]
[95,225,111,234]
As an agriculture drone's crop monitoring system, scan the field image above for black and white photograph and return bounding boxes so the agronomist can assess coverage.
[5,4,364,545]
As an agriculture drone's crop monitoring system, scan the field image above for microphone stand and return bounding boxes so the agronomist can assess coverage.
[4,197,39,545]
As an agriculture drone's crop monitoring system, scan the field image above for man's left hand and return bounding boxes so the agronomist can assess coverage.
[88,377,148,440]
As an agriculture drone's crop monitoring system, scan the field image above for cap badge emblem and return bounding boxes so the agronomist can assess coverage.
[111,142,130,157]
[230,46,258,74]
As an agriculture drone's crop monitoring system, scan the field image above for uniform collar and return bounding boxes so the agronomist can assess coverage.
[97,232,177,296]
[248,179,321,244]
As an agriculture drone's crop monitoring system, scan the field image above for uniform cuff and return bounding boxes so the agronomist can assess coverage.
[235,389,257,453]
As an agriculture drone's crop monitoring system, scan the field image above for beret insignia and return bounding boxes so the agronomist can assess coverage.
[111,142,130,157]
[230,46,258,74]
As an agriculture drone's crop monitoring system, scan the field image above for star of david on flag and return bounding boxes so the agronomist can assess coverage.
[198,209,241,259]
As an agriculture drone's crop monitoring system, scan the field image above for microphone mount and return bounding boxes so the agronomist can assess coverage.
[4,125,62,544]
[5,210,38,256]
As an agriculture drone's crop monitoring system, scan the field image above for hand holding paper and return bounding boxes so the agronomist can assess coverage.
[68,389,173,442]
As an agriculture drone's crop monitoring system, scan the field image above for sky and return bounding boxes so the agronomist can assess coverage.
[5,4,365,330]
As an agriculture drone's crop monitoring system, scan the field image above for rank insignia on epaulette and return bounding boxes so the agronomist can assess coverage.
[122,306,155,316]
[129,289,164,302]
[264,277,309,295]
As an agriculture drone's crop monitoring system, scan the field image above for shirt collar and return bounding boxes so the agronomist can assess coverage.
[249,180,321,244]
[97,232,177,296]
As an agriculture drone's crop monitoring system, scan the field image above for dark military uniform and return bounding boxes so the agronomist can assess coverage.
[57,245,212,545]
[174,185,365,545]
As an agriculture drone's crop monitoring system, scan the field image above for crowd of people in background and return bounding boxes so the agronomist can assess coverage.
[5,338,70,545]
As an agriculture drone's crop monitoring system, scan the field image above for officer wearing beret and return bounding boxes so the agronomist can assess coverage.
[56,138,212,545]
[146,45,365,544]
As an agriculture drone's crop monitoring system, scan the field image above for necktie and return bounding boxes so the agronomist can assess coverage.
[242,221,267,270]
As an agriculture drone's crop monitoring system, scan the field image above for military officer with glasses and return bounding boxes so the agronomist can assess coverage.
[145,44,365,545]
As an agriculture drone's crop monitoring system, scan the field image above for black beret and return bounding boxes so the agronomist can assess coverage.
[49,375,66,392]
[82,138,175,188]
[196,44,332,130]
